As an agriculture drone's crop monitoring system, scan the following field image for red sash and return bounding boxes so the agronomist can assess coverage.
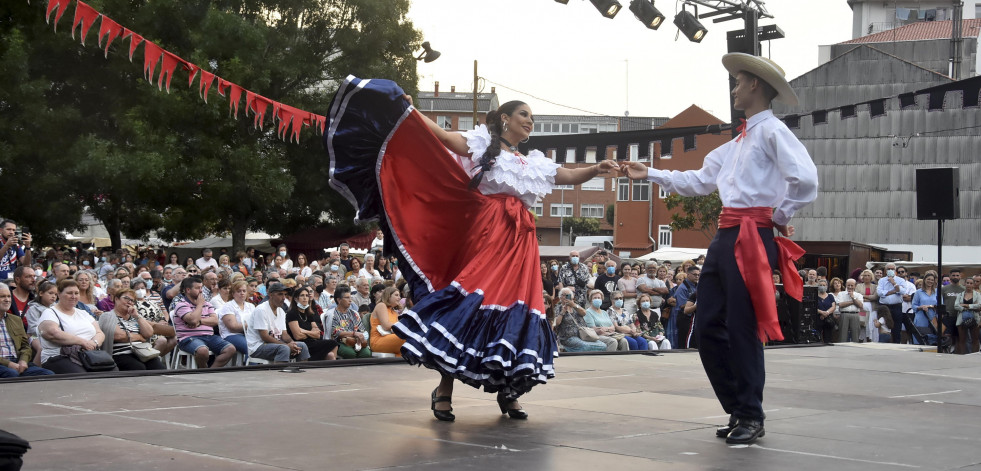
[718,207,806,343]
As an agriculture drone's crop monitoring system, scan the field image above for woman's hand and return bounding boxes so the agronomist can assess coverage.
[774,223,795,237]
[81,339,98,350]
[596,160,618,175]
[403,94,413,106]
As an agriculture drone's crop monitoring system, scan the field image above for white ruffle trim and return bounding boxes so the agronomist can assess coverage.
[464,124,492,158]
[485,150,557,200]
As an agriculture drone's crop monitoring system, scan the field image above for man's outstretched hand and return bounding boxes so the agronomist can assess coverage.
[619,161,648,180]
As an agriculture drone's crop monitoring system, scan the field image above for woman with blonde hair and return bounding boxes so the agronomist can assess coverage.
[370,286,405,357]
[75,271,101,315]
[855,269,879,342]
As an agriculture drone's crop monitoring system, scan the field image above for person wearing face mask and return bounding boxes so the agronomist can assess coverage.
[814,280,838,343]
[877,262,914,343]
[583,290,627,351]
[607,291,647,350]
[554,287,608,353]
[594,260,621,310]
[276,245,293,273]
[286,287,337,361]
[559,251,591,307]
[635,293,671,350]
[130,279,177,357]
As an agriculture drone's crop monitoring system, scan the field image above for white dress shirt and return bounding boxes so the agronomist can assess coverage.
[645,110,818,226]
[877,276,912,305]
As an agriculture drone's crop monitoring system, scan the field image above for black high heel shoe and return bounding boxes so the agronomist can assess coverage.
[496,393,528,420]
[431,388,455,422]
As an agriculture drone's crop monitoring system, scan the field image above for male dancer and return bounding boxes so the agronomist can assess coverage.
[622,53,818,444]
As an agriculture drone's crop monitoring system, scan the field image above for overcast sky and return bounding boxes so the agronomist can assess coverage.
[406,0,853,120]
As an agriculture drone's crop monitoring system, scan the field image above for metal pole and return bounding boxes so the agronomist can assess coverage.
[560,186,565,245]
[937,219,945,351]
[473,60,478,126]
[728,7,760,138]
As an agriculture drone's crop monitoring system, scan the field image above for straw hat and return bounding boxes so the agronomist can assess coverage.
[722,53,798,106]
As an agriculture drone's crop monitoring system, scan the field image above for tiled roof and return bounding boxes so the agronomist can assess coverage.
[841,19,981,44]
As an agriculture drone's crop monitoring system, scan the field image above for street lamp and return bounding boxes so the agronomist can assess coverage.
[415,41,441,63]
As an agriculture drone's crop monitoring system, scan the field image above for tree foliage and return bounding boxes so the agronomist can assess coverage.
[565,217,601,238]
[663,191,722,241]
[605,203,615,226]
[0,0,420,251]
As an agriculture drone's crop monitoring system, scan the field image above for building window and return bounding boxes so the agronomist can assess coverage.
[534,123,542,132]
[582,177,605,191]
[658,225,672,247]
[581,204,605,219]
[629,144,639,161]
[633,181,650,201]
[550,204,573,217]
[458,116,473,131]
[658,186,669,199]
[436,116,452,130]
[660,152,672,160]
[570,124,579,133]
[547,149,558,162]
[585,147,597,163]
[555,184,574,190]
[531,203,543,217]
[617,178,630,201]
[565,147,576,164]
[561,123,570,133]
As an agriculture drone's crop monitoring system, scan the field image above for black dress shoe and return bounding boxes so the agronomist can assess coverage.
[497,393,528,420]
[725,419,765,444]
[716,414,738,438]
[431,388,455,422]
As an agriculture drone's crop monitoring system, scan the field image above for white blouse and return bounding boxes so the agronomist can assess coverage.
[453,125,559,209]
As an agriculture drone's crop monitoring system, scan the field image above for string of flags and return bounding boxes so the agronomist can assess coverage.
[34,0,327,143]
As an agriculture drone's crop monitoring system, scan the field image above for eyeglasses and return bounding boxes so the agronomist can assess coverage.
[119,296,136,304]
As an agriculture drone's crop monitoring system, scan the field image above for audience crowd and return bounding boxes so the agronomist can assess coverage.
[2,216,979,378]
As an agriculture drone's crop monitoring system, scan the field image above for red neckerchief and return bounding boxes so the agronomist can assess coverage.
[735,118,748,142]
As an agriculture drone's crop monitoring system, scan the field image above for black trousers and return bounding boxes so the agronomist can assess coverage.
[696,226,777,422]
[677,312,695,349]
[113,353,167,371]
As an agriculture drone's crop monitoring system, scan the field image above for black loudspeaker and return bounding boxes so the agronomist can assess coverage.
[916,167,960,220]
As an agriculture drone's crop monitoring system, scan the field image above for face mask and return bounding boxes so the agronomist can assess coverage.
[280,251,287,257]
[399,298,406,307]
[135,289,146,299]
[606,267,615,275]
[640,301,651,310]
[297,303,309,310]
[570,257,579,265]
[591,299,602,308]
[100,257,106,262]
[887,269,896,277]
[330,265,339,272]
[614,299,624,308]
[82,261,90,266]
[392,260,398,267]
[551,265,558,272]
[35,269,43,277]
[818,286,827,293]
[145,279,153,289]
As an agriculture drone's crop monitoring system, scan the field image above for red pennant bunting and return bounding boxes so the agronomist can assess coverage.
[218,79,244,118]
[274,103,308,143]
[184,63,199,88]
[312,114,326,134]
[97,15,122,58]
[122,29,144,62]
[45,0,71,29]
[142,41,162,84]
[245,91,272,130]
[71,1,100,45]
[157,51,184,92]
[198,70,216,103]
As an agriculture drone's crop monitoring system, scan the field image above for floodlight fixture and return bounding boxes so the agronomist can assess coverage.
[629,0,665,30]
[674,6,707,43]
[554,0,570,4]
[590,0,623,19]
[416,41,441,63]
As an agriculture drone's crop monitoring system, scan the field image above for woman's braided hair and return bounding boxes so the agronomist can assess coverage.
[468,100,527,190]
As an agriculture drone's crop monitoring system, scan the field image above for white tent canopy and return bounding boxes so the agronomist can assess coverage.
[634,247,708,263]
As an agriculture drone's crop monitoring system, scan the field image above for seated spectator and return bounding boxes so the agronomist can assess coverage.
[369,286,405,356]
[377,256,394,281]
[286,287,337,360]
[953,277,980,354]
[352,277,372,310]
[131,279,177,357]
[37,280,112,374]
[201,271,219,302]
[247,277,263,305]
[165,252,182,271]
[10,266,36,320]
[195,249,219,273]
[75,270,101,316]
[96,278,122,313]
[24,280,58,364]
[0,284,53,377]
[543,294,555,330]
[218,280,251,357]
[162,267,187,311]
[232,251,251,277]
[172,276,237,368]
[247,282,310,363]
[635,293,671,350]
[871,305,893,344]
[209,278,232,311]
[584,289,626,351]
[295,253,313,278]
[554,287,608,352]
[103,288,166,370]
[360,254,380,279]
[324,284,371,359]
[607,290,646,350]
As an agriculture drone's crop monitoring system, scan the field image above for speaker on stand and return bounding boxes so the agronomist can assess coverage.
[916,167,959,351]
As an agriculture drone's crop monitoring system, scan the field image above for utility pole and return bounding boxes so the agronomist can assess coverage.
[472,60,478,127]
[951,2,964,79]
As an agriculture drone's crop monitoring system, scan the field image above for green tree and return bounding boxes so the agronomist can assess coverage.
[565,217,600,239]
[0,0,420,251]
[663,191,723,241]
[605,203,615,226]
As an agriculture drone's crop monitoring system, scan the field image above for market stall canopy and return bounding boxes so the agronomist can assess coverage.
[634,247,708,263]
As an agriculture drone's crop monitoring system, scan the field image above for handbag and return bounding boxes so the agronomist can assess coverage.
[962,311,977,329]
[55,311,117,372]
[578,326,600,342]
[121,315,161,362]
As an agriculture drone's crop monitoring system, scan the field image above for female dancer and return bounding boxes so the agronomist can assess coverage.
[326,76,616,421]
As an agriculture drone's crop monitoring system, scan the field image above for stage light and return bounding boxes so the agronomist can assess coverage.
[629,0,665,30]
[674,9,707,43]
[415,41,441,63]
[590,0,622,19]
[554,0,570,4]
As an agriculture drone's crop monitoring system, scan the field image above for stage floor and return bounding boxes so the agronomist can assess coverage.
[4,343,981,471]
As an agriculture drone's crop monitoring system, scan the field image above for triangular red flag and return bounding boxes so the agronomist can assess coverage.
[218,79,244,118]
[45,0,71,30]
[122,29,144,62]
[158,51,184,92]
[198,71,216,103]
[71,1,100,45]
[312,114,326,134]
[97,15,123,58]
[142,41,163,84]
[184,62,200,89]
[246,91,272,130]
